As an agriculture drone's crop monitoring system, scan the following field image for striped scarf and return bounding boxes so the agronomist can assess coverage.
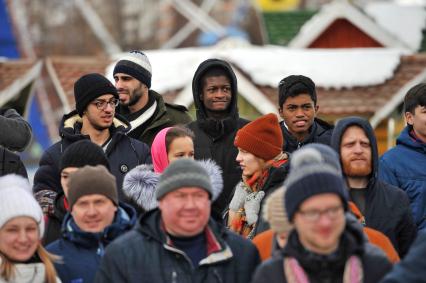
[284,255,363,283]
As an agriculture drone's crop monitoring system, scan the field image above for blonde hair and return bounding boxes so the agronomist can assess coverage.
[1,244,59,283]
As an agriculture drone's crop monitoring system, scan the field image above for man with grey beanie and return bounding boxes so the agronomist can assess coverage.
[96,158,260,283]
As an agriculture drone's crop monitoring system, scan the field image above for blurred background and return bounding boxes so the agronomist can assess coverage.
[1,0,425,177]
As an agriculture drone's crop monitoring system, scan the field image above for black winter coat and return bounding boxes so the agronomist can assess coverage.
[95,209,260,283]
[33,111,151,201]
[252,220,392,283]
[331,117,417,257]
[280,117,333,153]
[187,59,249,217]
[0,147,27,178]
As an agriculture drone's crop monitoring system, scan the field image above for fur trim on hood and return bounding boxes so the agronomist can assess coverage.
[122,159,223,211]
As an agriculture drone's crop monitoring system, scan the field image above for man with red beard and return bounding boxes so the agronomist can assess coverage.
[34,73,151,204]
[331,117,416,257]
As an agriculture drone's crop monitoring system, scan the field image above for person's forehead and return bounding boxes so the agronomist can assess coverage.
[283,94,314,105]
[95,94,115,101]
[300,193,342,210]
[342,125,368,139]
[75,194,112,203]
[171,187,207,194]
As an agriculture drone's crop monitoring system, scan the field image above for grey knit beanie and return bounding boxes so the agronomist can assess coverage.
[68,165,118,209]
[156,159,212,200]
[284,145,349,221]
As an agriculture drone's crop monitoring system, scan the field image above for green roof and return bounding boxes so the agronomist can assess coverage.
[262,10,316,46]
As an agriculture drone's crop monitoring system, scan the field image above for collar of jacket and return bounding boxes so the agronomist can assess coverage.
[282,218,365,275]
[281,118,333,150]
[59,110,131,139]
[138,209,234,265]
[61,202,136,248]
[397,125,426,153]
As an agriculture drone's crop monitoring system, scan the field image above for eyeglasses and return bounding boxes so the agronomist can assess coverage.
[297,205,343,222]
[91,98,119,110]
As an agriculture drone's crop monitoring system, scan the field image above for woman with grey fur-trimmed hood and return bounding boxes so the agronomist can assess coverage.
[122,126,223,213]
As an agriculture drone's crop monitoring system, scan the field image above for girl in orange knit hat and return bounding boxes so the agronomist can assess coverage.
[228,113,288,239]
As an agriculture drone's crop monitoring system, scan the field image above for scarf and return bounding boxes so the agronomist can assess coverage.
[284,255,363,283]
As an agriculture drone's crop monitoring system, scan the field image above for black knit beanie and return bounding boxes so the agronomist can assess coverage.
[113,50,152,88]
[74,73,118,116]
[68,165,118,209]
[278,75,317,107]
[60,140,110,172]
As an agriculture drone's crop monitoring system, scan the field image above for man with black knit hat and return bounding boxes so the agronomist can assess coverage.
[39,139,110,245]
[96,158,260,283]
[113,50,192,145]
[278,74,333,153]
[252,146,391,283]
[34,73,151,208]
[47,165,137,283]
[187,58,250,218]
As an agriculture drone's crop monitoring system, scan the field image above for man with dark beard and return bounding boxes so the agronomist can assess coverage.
[113,50,192,145]
[34,73,151,203]
[331,117,416,257]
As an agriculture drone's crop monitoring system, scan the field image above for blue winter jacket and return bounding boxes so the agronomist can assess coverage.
[47,202,136,283]
[379,125,426,230]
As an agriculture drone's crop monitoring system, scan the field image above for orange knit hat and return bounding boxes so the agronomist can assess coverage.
[234,113,283,160]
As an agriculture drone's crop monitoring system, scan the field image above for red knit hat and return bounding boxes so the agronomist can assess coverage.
[234,113,283,160]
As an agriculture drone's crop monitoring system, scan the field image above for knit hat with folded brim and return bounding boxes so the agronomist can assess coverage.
[156,159,212,200]
[234,113,283,161]
[0,174,45,237]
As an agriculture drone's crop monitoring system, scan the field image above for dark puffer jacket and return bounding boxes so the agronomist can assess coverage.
[331,117,417,257]
[119,90,192,146]
[33,110,151,201]
[95,209,260,283]
[47,203,136,283]
[280,117,333,153]
[252,219,392,283]
[379,125,426,230]
[187,59,249,217]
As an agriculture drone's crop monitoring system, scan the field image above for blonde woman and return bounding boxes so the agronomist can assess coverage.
[0,174,60,283]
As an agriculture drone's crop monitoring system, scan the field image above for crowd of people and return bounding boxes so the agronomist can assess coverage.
[0,51,425,283]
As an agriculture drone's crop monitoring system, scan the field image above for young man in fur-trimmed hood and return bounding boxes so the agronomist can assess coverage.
[34,73,151,203]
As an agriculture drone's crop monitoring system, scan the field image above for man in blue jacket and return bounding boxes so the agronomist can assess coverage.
[95,158,260,283]
[379,83,426,230]
[47,165,136,283]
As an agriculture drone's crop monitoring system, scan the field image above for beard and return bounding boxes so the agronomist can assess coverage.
[342,158,372,177]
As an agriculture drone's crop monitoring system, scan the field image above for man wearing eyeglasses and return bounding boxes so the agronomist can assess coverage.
[331,117,416,258]
[252,146,392,283]
[34,73,151,204]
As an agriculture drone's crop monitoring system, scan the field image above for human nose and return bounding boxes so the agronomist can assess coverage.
[183,195,197,208]
[103,102,114,112]
[17,230,28,243]
[295,107,305,117]
[236,152,242,162]
[86,204,98,216]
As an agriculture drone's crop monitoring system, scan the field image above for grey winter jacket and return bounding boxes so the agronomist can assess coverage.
[0,108,32,152]
[95,209,260,283]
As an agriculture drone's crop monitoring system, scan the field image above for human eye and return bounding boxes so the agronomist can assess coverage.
[287,105,297,111]
[326,206,342,217]
[95,100,106,108]
[223,86,231,93]
[303,210,319,221]
[302,104,313,110]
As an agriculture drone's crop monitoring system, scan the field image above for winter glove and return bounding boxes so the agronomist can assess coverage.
[244,191,265,225]
[229,182,248,211]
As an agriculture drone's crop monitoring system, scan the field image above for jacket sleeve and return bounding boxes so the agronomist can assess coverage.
[0,108,32,152]
[95,242,129,283]
[395,193,417,258]
[251,258,285,283]
[380,231,426,283]
[378,157,399,187]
